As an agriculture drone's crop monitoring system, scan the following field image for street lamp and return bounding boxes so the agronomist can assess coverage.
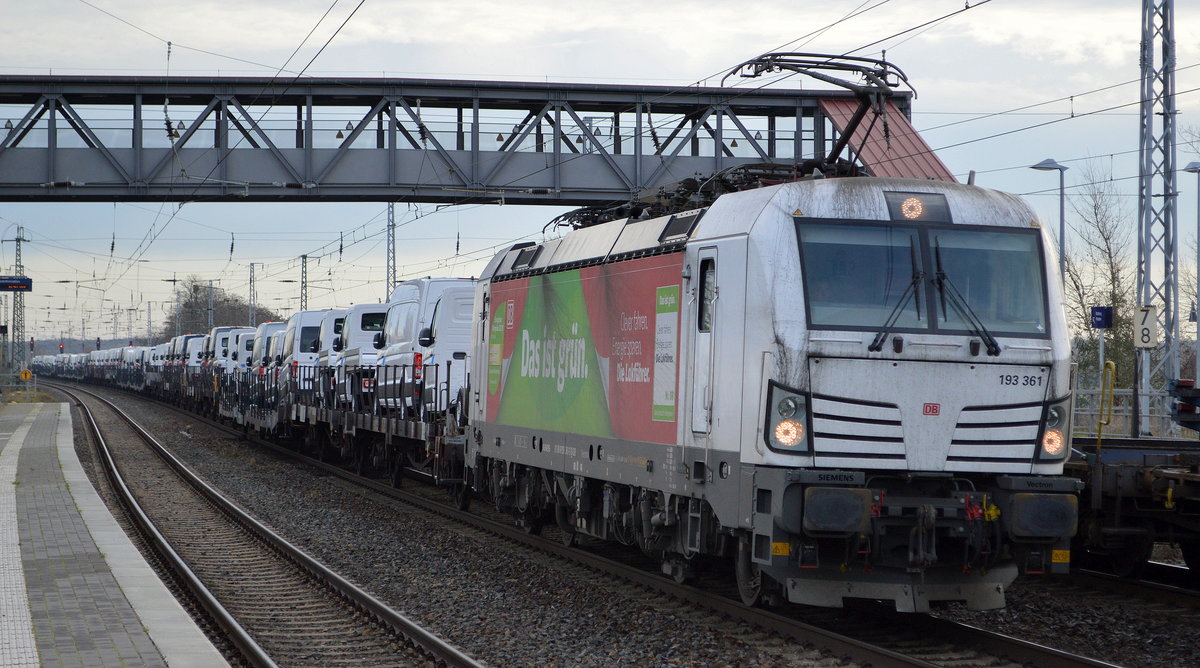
[1031,158,1069,283]
[1184,161,1200,380]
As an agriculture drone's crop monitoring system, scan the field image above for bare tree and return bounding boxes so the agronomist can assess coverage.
[1062,161,1136,389]
[1178,125,1200,379]
[158,276,283,343]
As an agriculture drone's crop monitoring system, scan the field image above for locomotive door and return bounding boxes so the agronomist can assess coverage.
[691,249,717,434]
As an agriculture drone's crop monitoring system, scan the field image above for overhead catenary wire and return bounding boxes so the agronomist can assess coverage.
[23,1,1003,329]
[92,0,370,298]
[30,0,1177,337]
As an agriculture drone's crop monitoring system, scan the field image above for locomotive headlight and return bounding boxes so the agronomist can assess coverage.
[1041,428,1065,456]
[765,381,811,453]
[777,396,799,418]
[1045,405,1065,430]
[1038,399,1073,461]
[775,419,804,446]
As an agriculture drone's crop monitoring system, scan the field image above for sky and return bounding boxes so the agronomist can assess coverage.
[1,0,1199,346]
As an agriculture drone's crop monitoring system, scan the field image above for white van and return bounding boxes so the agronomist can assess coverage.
[376,278,475,414]
[217,327,256,374]
[279,309,328,391]
[333,303,388,407]
[250,322,286,376]
[230,331,257,374]
[183,335,208,396]
[315,309,349,369]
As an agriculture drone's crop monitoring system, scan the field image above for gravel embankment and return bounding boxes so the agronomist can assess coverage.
[114,399,839,668]
[73,393,1200,668]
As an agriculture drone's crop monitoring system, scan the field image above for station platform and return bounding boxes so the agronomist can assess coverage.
[0,402,227,668]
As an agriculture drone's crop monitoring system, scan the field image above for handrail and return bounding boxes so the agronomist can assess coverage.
[1096,361,1116,454]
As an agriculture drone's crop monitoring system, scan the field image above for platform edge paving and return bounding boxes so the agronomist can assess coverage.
[54,403,229,668]
[0,406,40,668]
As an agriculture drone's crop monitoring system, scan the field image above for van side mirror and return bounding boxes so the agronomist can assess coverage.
[231,352,238,360]
[332,338,343,352]
[373,332,385,349]
[418,327,434,347]
[275,354,282,365]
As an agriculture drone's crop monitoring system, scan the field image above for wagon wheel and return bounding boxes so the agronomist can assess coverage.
[450,482,471,511]
[555,501,577,547]
[406,452,434,476]
[370,440,389,472]
[389,456,404,488]
[351,437,368,476]
[1109,535,1154,579]
[735,537,763,607]
[513,506,544,535]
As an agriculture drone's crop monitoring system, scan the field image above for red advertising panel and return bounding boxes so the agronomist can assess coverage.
[486,253,683,444]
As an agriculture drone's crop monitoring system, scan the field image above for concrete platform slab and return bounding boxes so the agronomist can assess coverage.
[0,402,227,668]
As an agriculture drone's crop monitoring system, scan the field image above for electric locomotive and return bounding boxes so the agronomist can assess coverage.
[465,175,1078,612]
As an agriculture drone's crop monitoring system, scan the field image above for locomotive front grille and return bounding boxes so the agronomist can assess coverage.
[811,395,906,466]
[948,403,1040,464]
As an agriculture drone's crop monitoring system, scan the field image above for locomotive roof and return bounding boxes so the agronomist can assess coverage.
[484,177,1041,281]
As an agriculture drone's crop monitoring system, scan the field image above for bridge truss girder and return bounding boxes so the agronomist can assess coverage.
[0,75,907,206]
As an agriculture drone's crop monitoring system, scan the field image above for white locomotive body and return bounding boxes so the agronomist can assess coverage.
[467,176,1078,612]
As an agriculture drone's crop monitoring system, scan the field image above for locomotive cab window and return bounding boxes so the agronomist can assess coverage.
[698,258,716,332]
[932,229,1047,336]
[798,224,925,329]
[796,219,1048,338]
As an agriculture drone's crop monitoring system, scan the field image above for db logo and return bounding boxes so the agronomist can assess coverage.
[922,403,941,416]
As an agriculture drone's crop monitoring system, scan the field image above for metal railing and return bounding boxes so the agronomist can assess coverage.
[1072,387,1191,438]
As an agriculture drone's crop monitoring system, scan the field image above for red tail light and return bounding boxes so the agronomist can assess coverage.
[413,353,423,381]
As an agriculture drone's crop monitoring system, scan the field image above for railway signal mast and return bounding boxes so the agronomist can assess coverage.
[386,202,396,297]
[10,226,28,371]
[1135,0,1178,435]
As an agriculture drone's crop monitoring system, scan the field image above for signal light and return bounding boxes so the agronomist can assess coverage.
[59,344,64,353]
[28,337,34,350]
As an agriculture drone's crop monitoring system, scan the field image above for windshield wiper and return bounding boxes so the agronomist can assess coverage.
[934,241,1001,356]
[868,240,924,352]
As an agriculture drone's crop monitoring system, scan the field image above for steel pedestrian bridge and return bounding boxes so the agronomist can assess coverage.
[0,74,946,206]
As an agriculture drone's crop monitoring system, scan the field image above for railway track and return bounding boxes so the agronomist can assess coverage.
[64,382,1121,668]
[1054,565,1200,611]
[52,382,480,668]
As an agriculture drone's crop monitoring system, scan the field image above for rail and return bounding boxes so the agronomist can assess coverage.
[55,383,276,667]
[54,382,482,668]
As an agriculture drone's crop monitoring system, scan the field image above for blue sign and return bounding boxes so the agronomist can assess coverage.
[0,276,31,292]
[1091,306,1113,329]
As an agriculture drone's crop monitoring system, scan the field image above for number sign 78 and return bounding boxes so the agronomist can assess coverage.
[1135,305,1158,349]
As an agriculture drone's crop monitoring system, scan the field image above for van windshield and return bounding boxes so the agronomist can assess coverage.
[386,302,418,343]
